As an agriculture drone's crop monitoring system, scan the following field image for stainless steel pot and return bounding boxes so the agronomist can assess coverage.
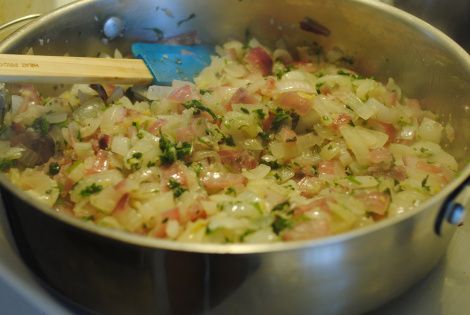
[0,1,469,314]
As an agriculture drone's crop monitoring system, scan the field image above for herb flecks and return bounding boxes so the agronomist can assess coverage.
[168,178,187,198]
[183,99,219,121]
[80,183,103,196]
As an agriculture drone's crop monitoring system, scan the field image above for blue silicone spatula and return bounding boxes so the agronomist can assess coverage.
[0,44,213,86]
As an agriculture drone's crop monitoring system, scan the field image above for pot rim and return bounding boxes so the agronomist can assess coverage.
[0,0,469,254]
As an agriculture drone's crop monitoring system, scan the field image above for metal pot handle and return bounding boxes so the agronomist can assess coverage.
[435,177,470,235]
[0,14,41,32]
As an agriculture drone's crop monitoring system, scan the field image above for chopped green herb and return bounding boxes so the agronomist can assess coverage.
[80,215,95,221]
[253,108,265,120]
[312,165,318,176]
[272,215,292,235]
[258,131,271,142]
[225,187,237,196]
[176,142,192,160]
[48,162,60,176]
[273,62,291,79]
[183,99,219,120]
[200,89,212,95]
[272,200,291,212]
[159,133,177,165]
[0,159,15,171]
[421,175,431,192]
[80,183,103,196]
[290,111,300,129]
[127,152,143,171]
[168,178,187,198]
[315,82,324,94]
[222,134,235,146]
[32,117,50,136]
[271,108,290,131]
[261,159,281,170]
[240,107,250,114]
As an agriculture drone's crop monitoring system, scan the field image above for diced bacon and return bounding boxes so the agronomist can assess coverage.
[278,92,312,115]
[260,77,277,97]
[98,135,111,150]
[416,160,443,174]
[356,191,390,215]
[262,111,276,131]
[405,98,422,111]
[175,118,205,142]
[113,193,130,213]
[147,119,167,135]
[186,203,208,222]
[87,150,109,175]
[331,113,352,130]
[160,162,189,187]
[278,127,297,142]
[391,165,407,181]
[61,177,76,197]
[297,176,324,198]
[168,85,193,103]
[293,198,330,217]
[162,207,181,222]
[369,147,392,164]
[282,219,330,241]
[245,47,273,76]
[201,172,247,194]
[318,160,345,177]
[230,88,258,105]
[219,149,258,172]
[152,224,167,238]
[175,127,195,142]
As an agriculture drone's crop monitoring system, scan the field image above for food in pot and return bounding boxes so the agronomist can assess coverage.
[0,39,457,243]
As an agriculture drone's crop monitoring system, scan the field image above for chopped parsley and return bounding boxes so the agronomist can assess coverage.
[168,178,187,198]
[183,99,219,120]
[127,152,143,171]
[273,62,291,79]
[271,108,290,131]
[421,175,431,192]
[253,108,265,120]
[315,82,325,94]
[272,200,291,212]
[240,107,250,114]
[225,187,237,196]
[159,133,192,165]
[272,215,292,235]
[48,162,60,175]
[222,134,235,146]
[80,183,103,196]
[261,159,282,170]
[200,89,212,95]
[0,159,15,171]
[32,117,50,136]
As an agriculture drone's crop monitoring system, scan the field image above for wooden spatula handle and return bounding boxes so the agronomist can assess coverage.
[0,54,154,85]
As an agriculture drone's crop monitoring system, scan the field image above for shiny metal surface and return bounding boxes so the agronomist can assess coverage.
[0,1,469,314]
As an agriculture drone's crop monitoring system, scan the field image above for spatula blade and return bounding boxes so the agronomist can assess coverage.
[131,43,213,86]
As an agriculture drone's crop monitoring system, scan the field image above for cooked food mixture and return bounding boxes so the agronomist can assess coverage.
[0,39,457,243]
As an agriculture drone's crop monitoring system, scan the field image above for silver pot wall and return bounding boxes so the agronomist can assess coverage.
[0,1,469,315]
